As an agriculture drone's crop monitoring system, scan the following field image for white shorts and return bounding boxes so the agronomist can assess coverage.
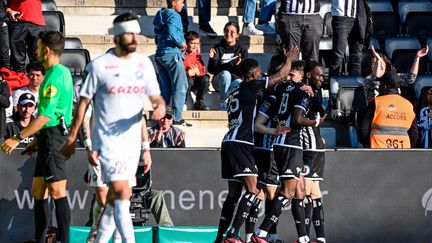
[87,163,107,188]
[98,150,139,188]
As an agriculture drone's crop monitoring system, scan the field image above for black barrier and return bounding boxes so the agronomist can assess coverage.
[0,149,431,242]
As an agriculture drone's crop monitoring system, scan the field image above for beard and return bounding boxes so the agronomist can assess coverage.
[118,37,137,53]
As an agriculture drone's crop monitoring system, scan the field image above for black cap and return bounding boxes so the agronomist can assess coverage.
[18,93,36,106]
[379,71,401,89]
[164,108,173,119]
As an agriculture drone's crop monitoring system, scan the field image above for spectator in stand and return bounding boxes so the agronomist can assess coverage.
[277,0,323,62]
[329,0,371,76]
[0,0,9,69]
[418,88,432,148]
[4,93,35,147]
[0,73,10,140]
[184,31,209,111]
[6,0,45,72]
[12,62,44,112]
[148,110,186,148]
[208,22,248,110]
[154,0,192,127]
[358,72,417,148]
[180,0,217,37]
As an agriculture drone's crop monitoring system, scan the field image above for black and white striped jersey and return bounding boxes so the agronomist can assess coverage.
[273,82,311,148]
[280,0,321,14]
[331,0,358,18]
[302,87,326,151]
[222,77,269,145]
[254,94,279,150]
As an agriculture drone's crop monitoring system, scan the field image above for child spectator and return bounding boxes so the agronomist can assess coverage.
[208,22,248,110]
[153,0,191,126]
[184,31,209,110]
[418,88,432,148]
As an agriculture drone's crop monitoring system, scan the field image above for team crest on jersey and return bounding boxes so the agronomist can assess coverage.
[135,71,144,80]
[43,85,58,98]
[302,165,311,176]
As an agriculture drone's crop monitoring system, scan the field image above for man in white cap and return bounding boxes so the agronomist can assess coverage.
[60,12,166,243]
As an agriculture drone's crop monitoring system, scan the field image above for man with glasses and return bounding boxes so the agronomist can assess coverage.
[148,110,186,148]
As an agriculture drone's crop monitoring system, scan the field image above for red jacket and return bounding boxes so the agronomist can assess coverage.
[0,67,29,94]
[184,51,206,78]
[7,0,45,26]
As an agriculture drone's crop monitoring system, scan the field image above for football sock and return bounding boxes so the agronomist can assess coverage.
[245,199,261,235]
[266,198,278,235]
[34,199,49,242]
[304,196,313,235]
[112,229,122,243]
[54,197,70,243]
[214,196,238,242]
[227,192,260,238]
[292,199,308,238]
[95,204,116,242]
[313,198,325,239]
[114,199,135,243]
[257,193,291,236]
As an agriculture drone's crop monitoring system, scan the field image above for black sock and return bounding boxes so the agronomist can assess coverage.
[245,199,261,235]
[291,199,308,238]
[312,198,325,238]
[265,198,277,234]
[227,192,259,238]
[304,196,313,235]
[215,196,238,242]
[259,193,290,232]
[34,199,49,242]
[54,197,70,243]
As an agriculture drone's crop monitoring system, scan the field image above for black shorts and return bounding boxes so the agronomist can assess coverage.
[303,150,325,181]
[253,149,279,187]
[221,142,258,181]
[34,126,68,183]
[273,146,303,180]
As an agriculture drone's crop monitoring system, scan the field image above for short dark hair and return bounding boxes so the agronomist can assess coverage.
[304,60,322,74]
[113,12,138,24]
[240,58,260,78]
[185,31,200,43]
[38,31,65,55]
[166,0,181,7]
[267,48,286,76]
[291,60,305,71]
[224,22,240,34]
[26,62,45,75]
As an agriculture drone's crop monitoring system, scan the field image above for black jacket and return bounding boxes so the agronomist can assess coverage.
[0,1,8,24]
[0,80,10,139]
[207,39,248,80]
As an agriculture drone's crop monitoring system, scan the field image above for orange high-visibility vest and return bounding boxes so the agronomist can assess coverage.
[370,94,415,148]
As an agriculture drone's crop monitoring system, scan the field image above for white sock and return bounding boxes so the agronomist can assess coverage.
[299,235,310,243]
[255,229,268,238]
[94,204,116,242]
[112,229,122,243]
[246,233,253,242]
[114,199,135,243]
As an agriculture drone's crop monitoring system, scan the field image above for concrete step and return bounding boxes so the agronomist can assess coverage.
[56,0,244,15]
[177,126,227,147]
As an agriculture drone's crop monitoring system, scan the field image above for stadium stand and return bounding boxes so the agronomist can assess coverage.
[41,0,57,11]
[414,75,432,102]
[385,37,428,74]
[42,10,65,35]
[330,76,367,119]
[367,0,399,47]
[399,0,432,41]
[65,37,83,49]
[60,49,90,75]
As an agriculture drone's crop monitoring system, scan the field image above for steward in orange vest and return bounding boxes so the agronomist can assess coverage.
[370,72,416,148]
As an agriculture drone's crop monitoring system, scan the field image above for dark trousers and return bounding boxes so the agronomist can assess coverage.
[9,21,44,72]
[277,13,322,62]
[187,74,209,102]
[0,23,9,68]
[330,16,363,76]
[180,0,211,30]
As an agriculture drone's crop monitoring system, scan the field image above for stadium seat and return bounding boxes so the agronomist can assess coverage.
[330,76,367,118]
[60,49,91,75]
[42,0,57,11]
[368,0,399,46]
[384,37,427,74]
[399,0,432,39]
[413,75,432,101]
[398,0,432,24]
[42,11,65,35]
[320,127,336,148]
[318,37,332,69]
[72,74,83,104]
[65,37,83,49]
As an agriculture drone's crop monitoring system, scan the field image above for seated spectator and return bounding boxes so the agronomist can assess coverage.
[12,62,44,112]
[183,31,209,110]
[418,88,432,148]
[208,22,248,110]
[148,110,186,148]
[4,93,35,146]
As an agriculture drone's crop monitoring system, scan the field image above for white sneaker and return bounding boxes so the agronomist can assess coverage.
[256,23,275,35]
[243,23,264,35]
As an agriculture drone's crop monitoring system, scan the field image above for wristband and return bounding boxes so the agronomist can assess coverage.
[315,115,321,127]
[14,133,23,140]
[83,139,92,148]
[142,141,150,150]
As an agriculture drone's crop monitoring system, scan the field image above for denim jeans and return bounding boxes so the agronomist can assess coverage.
[243,0,257,24]
[211,70,242,101]
[0,23,9,68]
[155,53,188,122]
[259,0,276,22]
[181,0,211,30]
[330,16,363,76]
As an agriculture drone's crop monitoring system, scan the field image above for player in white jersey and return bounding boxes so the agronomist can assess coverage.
[60,12,165,243]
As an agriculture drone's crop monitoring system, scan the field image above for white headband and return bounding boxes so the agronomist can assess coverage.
[111,20,141,35]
